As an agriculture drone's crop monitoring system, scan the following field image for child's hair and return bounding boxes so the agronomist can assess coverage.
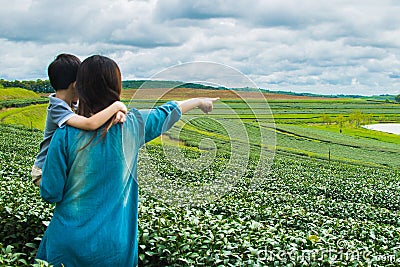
[48,54,81,90]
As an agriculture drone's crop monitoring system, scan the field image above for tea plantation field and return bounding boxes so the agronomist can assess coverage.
[1,95,400,266]
[1,121,400,266]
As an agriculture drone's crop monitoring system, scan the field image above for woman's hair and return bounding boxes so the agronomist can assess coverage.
[48,54,81,90]
[76,55,122,138]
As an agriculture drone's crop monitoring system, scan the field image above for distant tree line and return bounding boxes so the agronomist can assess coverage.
[0,79,54,93]
[2,78,400,101]
[0,79,221,92]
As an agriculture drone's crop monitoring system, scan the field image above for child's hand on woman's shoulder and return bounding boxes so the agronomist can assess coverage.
[112,101,127,124]
[113,111,126,124]
[114,101,128,114]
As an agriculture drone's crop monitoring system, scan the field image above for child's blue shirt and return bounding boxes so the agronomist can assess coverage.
[34,93,76,169]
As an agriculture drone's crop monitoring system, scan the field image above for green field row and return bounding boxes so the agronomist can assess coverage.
[1,124,400,266]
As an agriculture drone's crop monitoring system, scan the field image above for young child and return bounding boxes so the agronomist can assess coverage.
[31,53,127,186]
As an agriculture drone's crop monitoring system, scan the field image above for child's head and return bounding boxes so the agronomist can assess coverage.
[48,54,81,91]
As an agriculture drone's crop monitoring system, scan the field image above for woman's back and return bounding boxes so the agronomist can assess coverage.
[37,104,181,266]
[38,110,143,266]
[35,54,216,266]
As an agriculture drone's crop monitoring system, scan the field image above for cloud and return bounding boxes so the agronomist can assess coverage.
[110,22,183,48]
[154,0,242,21]
[1,0,400,95]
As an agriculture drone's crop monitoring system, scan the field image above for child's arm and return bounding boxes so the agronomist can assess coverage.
[176,97,219,114]
[66,101,127,131]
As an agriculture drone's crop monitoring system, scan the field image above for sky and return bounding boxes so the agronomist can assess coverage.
[1,0,400,96]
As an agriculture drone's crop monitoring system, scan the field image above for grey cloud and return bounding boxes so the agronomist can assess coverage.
[154,0,242,21]
[0,0,167,47]
[389,73,400,79]
[2,0,400,95]
[110,21,184,48]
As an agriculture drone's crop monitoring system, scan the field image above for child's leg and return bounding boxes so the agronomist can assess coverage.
[31,165,42,186]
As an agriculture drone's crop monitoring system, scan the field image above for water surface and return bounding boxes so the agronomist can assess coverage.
[362,123,400,135]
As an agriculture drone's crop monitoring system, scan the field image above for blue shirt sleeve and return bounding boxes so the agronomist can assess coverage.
[40,127,68,203]
[49,101,75,128]
[33,97,75,168]
[139,101,182,144]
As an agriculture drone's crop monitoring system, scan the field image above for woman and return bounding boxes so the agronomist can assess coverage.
[36,55,218,266]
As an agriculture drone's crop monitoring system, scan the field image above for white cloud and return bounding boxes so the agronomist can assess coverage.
[1,0,400,95]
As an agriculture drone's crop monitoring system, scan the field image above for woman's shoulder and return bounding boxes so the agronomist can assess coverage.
[127,108,144,123]
[124,108,146,132]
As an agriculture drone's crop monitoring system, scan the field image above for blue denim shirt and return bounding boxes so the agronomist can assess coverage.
[36,102,181,267]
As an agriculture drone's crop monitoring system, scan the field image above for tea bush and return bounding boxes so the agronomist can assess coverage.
[1,124,400,266]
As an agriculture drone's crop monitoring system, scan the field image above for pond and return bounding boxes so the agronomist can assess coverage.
[362,123,400,135]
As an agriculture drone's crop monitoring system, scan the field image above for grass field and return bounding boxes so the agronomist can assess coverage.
[0,87,47,111]
[1,87,400,266]
[1,89,400,166]
[121,87,336,100]
[0,104,47,130]
[0,88,40,100]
